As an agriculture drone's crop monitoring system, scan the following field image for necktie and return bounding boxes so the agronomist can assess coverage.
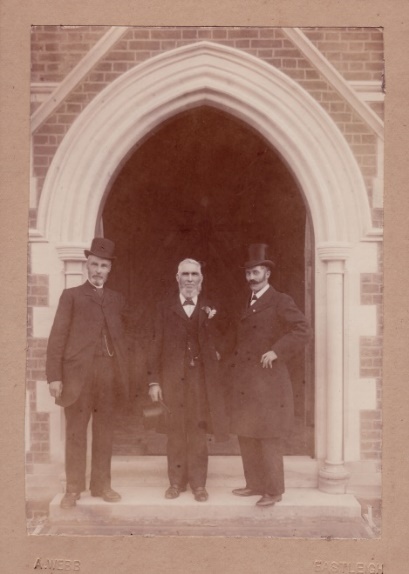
[96,288,104,299]
[250,294,258,306]
[183,298,195,306]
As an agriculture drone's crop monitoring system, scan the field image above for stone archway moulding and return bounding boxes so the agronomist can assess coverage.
[35,41,375,494]
[37,40,372,249]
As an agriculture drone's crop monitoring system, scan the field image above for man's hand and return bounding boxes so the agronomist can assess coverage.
[260,351,278,369]
[149,383,163,402]
[49,380,63,399]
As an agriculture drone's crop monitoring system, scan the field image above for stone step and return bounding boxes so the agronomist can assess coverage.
[48,486,368,537]
[108,455,319,488]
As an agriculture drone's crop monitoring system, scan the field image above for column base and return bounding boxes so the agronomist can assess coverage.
[318,463,350,494]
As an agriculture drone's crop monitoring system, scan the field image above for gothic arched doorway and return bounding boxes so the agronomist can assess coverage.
[103,105,314,457]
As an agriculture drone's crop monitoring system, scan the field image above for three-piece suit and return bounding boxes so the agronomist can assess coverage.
[147,294,229,489]
[226,285,311,496]
[46,280,130,493]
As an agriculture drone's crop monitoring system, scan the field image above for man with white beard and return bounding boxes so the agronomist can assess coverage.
[147,259,229,502]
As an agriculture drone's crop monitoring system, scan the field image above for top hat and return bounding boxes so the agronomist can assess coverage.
[243,243,275,269]
[84,237,116,260]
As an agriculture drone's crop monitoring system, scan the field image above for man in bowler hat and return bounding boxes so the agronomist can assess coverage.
[226,244,311,507]
[46,238,130,508]
[147,258,229,502]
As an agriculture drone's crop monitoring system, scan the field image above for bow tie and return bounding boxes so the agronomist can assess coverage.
[183,298,195,306]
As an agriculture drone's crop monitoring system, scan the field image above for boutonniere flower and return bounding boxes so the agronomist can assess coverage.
[201,306,217,319]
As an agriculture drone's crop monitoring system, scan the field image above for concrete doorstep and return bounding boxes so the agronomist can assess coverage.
[46,486,373,538]
[29,457,379,537]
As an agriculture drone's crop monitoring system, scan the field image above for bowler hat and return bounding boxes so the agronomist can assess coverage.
[84,237,116,260]
[243,243,275,269]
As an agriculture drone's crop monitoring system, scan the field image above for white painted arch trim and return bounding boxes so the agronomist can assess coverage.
[37,41,372,247]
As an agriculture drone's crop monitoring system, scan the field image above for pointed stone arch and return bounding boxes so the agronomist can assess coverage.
[36,41,376,493]
[37,40,371,248]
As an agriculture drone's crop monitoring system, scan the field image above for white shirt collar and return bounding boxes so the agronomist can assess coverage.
[179,293,198,305]
[88,280,103,290]
[251,283,270,300]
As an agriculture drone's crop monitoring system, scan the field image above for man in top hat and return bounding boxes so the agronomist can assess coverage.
[46,237,130,508]
[225,244,311,507]
[147,258,229,502]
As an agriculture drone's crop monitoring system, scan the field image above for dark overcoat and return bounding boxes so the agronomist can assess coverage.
[46,281,130,407]
[225,285,311,438]
[147,294,229,442]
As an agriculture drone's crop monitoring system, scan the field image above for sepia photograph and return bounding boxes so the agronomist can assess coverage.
[25,24,385,539]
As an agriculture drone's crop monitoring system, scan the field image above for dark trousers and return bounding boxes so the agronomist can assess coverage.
[167,364,209,490]
[238,435,284,496]
[64,357,115,493]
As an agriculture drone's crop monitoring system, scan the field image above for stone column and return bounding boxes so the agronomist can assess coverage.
[56,245,86,288]
[317,244,351,493]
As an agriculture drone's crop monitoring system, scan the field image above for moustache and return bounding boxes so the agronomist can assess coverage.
[248,279,260,285]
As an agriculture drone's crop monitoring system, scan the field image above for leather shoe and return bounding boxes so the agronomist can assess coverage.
[165,485,187,499]
[256,494,282,507]
[232,487,263,497]
[91,487,122,502]
[60,492,80,509]
[192,487,209,502]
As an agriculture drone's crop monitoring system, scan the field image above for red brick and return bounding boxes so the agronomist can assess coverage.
[211,28,227,39]
[38,123,66,134]
[160,40,177,50]
[346,32,373,41]
[130,28,150,39]
[366,62,384,71]
[151,29,182,40]
[227,28,259,39]
[297,59,312,69]
[112,62,130,72]
[197,29,212,39]
[324,32,340,41]
[235,40,251,49]
[283,59,297,69]
[181,28,197,39]
[318,42,349,52]
[304,70,321,80]
[107,51,135,61]
[304,31,321,41]
[128,40,161,51]
[97,62,113,72]
[259,28,278,39]
[304,80,329,91]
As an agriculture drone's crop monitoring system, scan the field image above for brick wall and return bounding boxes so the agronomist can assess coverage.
[26,256,50,468]
[359,242,383,460]
[31,25,107,83]
[303,27,384,82]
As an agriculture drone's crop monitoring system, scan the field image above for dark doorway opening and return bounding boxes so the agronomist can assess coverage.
[103,106,314,456]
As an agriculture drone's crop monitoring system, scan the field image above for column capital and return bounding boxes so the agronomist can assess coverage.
[56,244,87,262]
[317,242,352,262]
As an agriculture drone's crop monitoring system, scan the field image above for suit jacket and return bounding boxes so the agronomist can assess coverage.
[225,285,311,438]
[147,293,229,441]
[46,281,130,407]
